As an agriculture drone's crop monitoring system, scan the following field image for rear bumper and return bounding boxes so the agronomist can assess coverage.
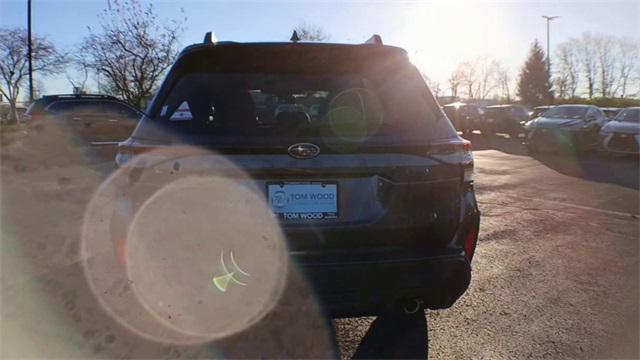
[295,251,471,317]
[109,157,481,318]
[287,186,479,318]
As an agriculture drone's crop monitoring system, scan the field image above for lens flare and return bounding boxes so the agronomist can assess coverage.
[81,146,288,344]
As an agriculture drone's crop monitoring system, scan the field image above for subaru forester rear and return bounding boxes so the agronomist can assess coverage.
[113,35,480,317]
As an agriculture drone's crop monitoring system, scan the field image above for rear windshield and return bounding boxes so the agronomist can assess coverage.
[46,100,140,118]
[510,106,528,117]
[133,66,453,146]
[542,106,587,119]
[460,105,482,116]
[24,101,47,116]
[613,108,640,123]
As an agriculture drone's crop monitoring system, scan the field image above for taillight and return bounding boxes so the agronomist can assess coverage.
[115,141,159,168]
[462,140,472,153]
[463,165,474,183]
[464,225,478,261]
[115,144,134,167]
[26,114,45,121]
[461,141,474,183]
[429,138,472,163]
[429,138,474,183]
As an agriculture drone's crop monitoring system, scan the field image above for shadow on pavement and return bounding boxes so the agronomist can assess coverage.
[532,152,639,191]
[352,308,428,359]
[461,131,639,191]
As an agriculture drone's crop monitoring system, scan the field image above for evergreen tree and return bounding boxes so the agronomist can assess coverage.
[517,40,553,106]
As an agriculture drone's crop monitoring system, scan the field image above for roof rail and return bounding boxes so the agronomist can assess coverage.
[364,34,383,45]
[203,31,217,44]
[42,94,117,99]
[290,30,301,43]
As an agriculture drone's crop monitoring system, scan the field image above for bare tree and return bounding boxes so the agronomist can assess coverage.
[493,62,511,101]
[78,0,186,108]
[66,55,91,94]
[578,33,598,99]
[593,34,618,97]
[448,68,464,98]
[450,57,501,100]
[553,75,569,99]
[0,27,67,123]
[473,57,500,100]
[617,38,640,98]
[294,23,330,42]
[455,60,477,99]
[554,40,580,99]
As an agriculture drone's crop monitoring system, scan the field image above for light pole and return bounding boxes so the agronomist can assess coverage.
[27,0,34,102]
[542,15,559,75]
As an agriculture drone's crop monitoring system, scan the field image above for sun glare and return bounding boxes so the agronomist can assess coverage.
[401,1,506,82]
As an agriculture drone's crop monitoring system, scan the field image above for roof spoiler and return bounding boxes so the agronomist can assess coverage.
[364,34,383,45]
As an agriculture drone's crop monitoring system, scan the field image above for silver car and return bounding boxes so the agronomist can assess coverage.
[600,107,640,155]
[524,104,607,153]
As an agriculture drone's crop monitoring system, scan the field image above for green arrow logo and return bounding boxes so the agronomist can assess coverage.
[212,251,249,292]
[212,272,235,292]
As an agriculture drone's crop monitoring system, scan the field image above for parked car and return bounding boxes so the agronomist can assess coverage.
[481,104,529,138]
[112,34,480,318]
[599,107,639,155]
[600,107,621,120]
[525,104,608,153]
[442,102,484,135]
[530,105,554,119]
[23,94,142,144]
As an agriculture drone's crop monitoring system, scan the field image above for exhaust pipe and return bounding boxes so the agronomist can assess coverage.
[402,298,424,314]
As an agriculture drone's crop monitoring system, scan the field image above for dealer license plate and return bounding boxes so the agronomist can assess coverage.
[267,182,338,220]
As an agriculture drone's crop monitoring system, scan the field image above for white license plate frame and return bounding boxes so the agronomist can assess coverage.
[267,182,338,221]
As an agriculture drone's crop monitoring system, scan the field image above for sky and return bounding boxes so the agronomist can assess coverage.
[1,0,639,99]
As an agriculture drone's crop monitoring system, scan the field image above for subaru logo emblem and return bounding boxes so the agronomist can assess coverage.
[288,143,320,159]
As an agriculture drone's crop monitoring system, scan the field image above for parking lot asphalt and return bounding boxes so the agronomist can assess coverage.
[1,131,638,359]
[337,134,639,359]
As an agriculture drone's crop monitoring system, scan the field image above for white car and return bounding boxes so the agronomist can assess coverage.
[600,107,640,155]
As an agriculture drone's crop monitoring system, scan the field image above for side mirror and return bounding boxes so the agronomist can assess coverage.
[586,115,596,122]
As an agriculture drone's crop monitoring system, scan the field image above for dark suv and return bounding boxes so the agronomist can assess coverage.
[441,102,484,135]
[23,94,141,144]
[481,104,529,138]
[110,35,480,318]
